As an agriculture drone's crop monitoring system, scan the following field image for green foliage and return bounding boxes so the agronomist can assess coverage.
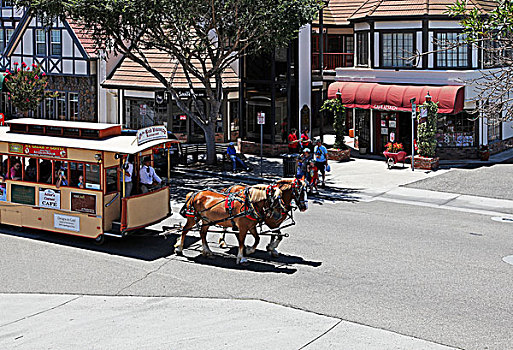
[417,101,438,158]
[320,98,346,149]
[4,62,56,115]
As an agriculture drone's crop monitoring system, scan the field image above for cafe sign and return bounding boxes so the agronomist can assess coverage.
[136,125,167,145]
[39,188,61,209]
[372,104,399,111]
[9,143,67,158]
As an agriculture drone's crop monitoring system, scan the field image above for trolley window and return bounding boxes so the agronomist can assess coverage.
[105,167,118,193]
[85,164,101,190]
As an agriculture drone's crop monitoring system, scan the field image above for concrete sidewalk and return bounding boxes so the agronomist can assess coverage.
[0,294,456,350]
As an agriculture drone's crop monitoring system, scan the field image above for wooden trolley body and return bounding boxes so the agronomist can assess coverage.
[0,118,177,241]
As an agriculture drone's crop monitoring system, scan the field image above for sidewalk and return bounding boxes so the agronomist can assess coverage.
[0,294,456,350]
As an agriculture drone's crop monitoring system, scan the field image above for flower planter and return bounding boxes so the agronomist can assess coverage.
[414,156,439,171]
[328,148,350,161]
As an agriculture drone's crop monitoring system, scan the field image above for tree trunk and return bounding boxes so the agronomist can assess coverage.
[204,122,217,165]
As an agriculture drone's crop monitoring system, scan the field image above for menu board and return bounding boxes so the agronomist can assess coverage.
[11,184,36,205]
[71,192,96,214]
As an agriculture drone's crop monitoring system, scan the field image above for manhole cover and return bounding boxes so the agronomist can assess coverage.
[491,217,513,223]
[503,255,513,266]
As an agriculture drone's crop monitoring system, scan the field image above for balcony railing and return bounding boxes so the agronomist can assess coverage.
[312,52,354,70]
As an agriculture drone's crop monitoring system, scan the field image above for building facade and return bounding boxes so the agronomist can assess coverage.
[312,0,510,159]
[0,4,113,123]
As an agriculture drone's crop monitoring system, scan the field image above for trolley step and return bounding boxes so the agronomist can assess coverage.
[111,221,122,233]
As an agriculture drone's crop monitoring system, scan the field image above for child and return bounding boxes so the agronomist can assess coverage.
[306,161,319,194]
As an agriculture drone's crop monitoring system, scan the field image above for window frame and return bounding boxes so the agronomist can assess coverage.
[434,31,471,69]
[35,28,46,57]
[356,31,369,67]
[380,31,416,68]
[50,29,62,57]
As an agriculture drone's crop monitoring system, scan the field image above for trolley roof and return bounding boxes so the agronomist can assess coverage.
[8,118,121,130]
[0,126,178,154]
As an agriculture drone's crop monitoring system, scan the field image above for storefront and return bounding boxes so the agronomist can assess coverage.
[327,82,473,158]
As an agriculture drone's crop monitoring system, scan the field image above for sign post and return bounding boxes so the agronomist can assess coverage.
[410,98,416,171]
[257,112,265,176]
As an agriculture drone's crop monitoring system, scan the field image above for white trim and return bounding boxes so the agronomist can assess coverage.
[375,21,422,30]
[429,20,462,29]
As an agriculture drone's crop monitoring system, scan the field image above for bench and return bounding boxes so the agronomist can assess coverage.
[180,143,231,169]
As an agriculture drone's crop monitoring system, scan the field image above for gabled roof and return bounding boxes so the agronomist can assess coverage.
[67,20,99,58]
[349,0,498,19]
[102,48,239,91]
[315,0,498,26]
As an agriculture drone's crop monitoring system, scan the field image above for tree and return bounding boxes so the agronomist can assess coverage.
[320,98,347,149]
[4,62,55,117]
[417,100,438,158]
[448,0,511,123]
[16,0,323,164]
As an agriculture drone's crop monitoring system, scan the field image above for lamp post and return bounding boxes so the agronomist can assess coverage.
[410,97,416,171]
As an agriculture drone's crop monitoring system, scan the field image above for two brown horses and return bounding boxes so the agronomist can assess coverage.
[175,178,307,264]
[219,178,309,257]
[175,184,285,264]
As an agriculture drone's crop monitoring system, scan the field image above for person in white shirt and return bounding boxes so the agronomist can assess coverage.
[140,156,162,193]
[123,155,134,197]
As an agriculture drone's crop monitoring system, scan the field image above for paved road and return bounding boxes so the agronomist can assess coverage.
[1,195,512,349]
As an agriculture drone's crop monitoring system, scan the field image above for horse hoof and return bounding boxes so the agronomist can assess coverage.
[201,250,213,257]
[219,241,227,249]
[175,248,183,256]
[271,250,280,258]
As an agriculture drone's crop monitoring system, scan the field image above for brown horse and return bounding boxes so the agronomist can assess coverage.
[175,185,282,264]
[219,178,308,257]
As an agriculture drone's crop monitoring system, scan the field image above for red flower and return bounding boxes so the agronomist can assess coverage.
[17,68,20,72]
[34,75,39,80]
[13,62,18,66]
[42,72,46,76]
[5,69,10,74]
[21,62,27,68]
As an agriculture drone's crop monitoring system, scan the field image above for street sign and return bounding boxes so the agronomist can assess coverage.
[257,112,265,125]
[411,103,417,119]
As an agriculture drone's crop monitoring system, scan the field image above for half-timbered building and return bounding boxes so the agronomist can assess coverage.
[0,4,114,123]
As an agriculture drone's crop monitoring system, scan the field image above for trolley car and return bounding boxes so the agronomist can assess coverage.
[0,118,178,243]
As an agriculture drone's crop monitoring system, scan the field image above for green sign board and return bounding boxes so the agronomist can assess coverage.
[11,184,36,205]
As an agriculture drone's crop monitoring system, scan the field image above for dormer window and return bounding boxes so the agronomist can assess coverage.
[381,32,414,68]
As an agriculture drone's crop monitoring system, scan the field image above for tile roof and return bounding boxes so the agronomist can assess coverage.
[349,0,498,19]
[316,0,498,25]
[67,20,99,58]
[103,48,239,90]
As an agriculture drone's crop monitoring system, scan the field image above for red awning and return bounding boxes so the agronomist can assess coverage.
[327,82,465,114]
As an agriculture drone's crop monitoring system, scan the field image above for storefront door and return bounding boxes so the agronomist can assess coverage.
[376,111,399,153]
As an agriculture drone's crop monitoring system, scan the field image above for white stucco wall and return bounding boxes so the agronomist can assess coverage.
[298,24,311,133]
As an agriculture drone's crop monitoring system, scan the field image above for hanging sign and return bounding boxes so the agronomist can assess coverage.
[39,188,61,209]
[372,105,398,111]
[136,125,168,145]
[390,132,395,142]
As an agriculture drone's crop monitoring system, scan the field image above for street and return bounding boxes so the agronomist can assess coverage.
[1,162,513,349]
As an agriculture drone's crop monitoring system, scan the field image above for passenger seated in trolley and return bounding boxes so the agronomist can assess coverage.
[140,156,162,193]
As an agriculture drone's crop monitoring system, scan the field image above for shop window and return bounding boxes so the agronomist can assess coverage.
[488,120,501,143]
[436,113,476,147]
[105,167,118,193]
[69,92,79,121]
[435,32,469,68]
[356,32,369,67]
[381,32,414,68]
[85,163,101,190]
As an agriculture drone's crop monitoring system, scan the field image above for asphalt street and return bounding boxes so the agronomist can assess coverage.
[1,193,512,349]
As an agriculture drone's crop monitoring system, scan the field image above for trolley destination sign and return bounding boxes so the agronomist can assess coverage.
[9,143,68,158]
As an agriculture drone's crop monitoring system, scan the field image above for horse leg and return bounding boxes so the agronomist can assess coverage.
[236,227,248,265]
[266,232,283,258]
[200,224,213,257]
[218,229,227,248]
[245,226,260,255]
[174,217,195,255]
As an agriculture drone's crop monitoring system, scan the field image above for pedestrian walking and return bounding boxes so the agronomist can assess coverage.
[226,142,249,172]
[296,148,312,179]
[300,128,312,151]
[313,138,328,187]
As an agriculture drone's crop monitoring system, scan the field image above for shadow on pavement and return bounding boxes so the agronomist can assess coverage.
[0,224,194,262]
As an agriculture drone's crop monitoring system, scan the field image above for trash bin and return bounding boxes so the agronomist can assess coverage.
[281,153,298,177]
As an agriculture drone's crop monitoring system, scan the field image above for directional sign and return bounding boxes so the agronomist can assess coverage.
[411,103,417,119]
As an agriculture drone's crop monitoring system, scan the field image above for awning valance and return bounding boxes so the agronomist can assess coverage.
[327,82,465,114]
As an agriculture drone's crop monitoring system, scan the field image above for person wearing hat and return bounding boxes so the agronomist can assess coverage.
[313,138,328,187]
[226,142,249,172]
[140,156,162,193]
[296,147,312,179]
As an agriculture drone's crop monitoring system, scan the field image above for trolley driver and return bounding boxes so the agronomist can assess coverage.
[140,156,162,193]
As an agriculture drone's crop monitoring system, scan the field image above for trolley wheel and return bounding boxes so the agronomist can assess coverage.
[387,157,394,169]
[94,234,105,246]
